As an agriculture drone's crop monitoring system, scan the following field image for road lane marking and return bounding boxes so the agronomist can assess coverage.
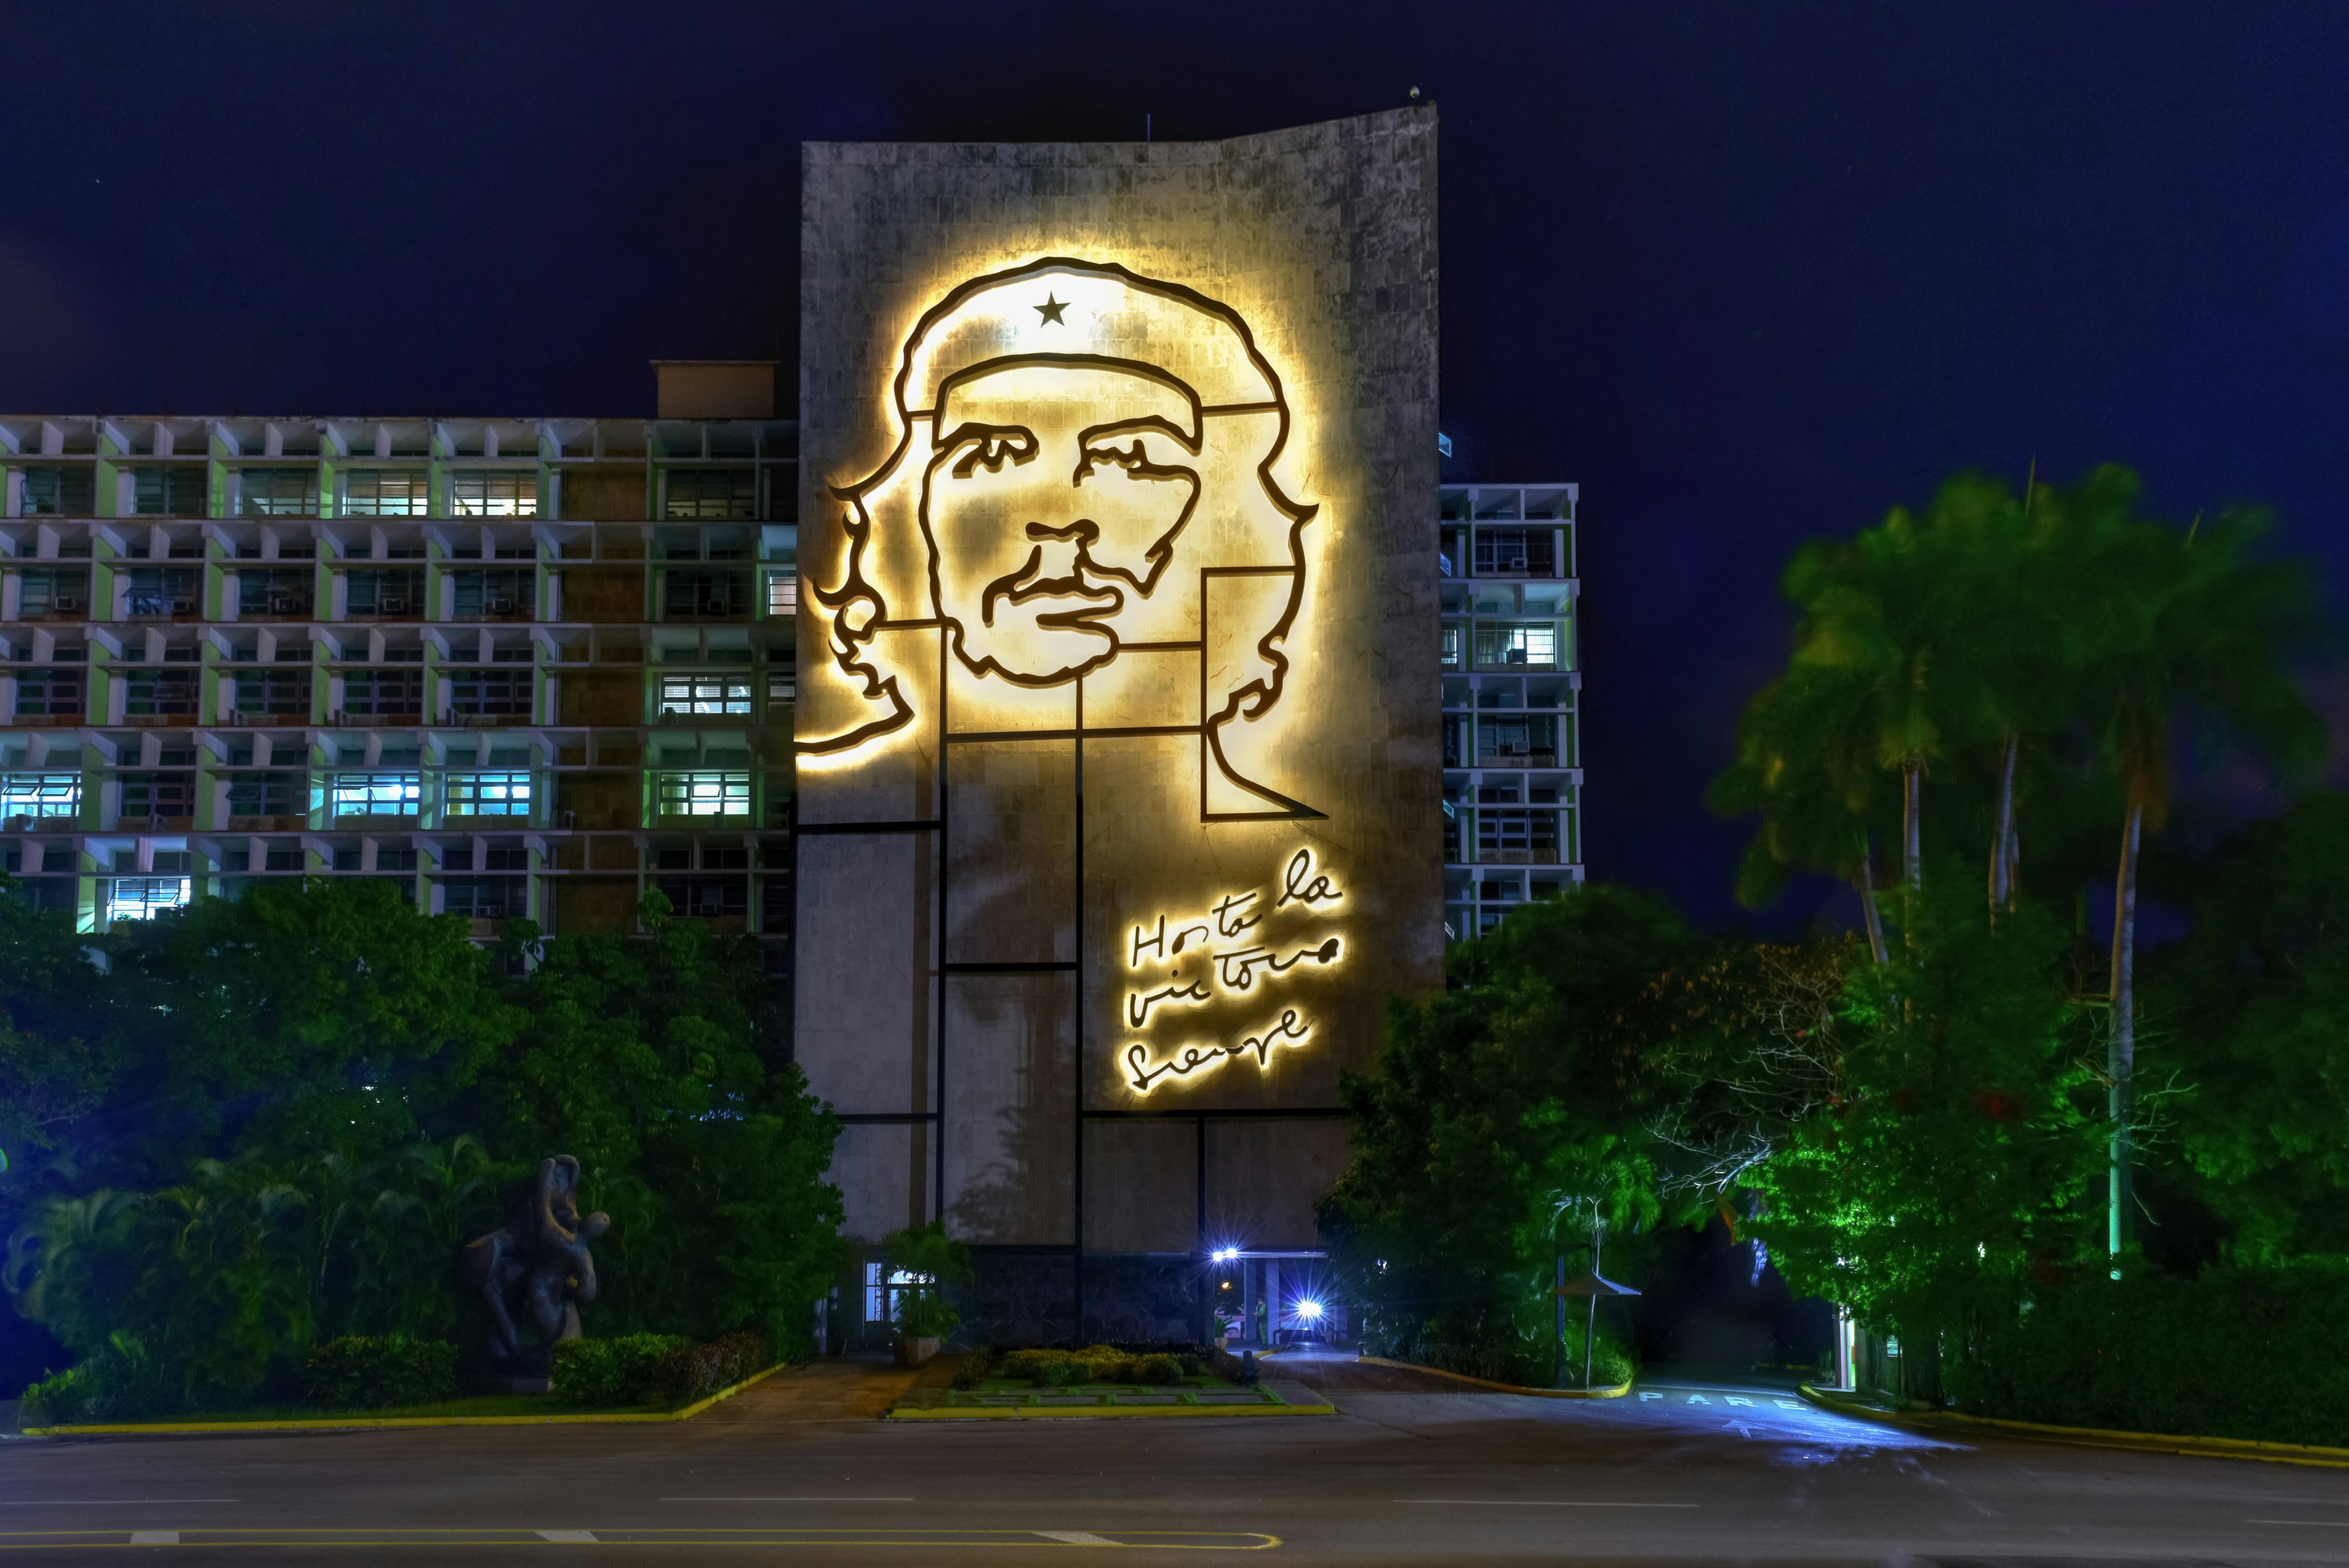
[127,1533,177,1545]
[1638,1392,1662,1401]
[1401,1500,1699,1508]
[1037,1532,1120,1545]
[662,1497,917,1503]
[536,1529,598,1541]
[0,1528,1283,1551]
[2249,1519,2349,1527]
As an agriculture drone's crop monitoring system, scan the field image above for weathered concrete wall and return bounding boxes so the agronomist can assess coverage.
[796,110,1441,1271]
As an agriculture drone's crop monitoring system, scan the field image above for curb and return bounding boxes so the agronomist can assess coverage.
[1797,1383,2349,1470]
[1355,1356,1633,1399]
[22,1360,793,1438]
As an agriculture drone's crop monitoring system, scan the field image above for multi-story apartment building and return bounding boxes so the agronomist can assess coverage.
[1439,482,1584,937]
[0,363,796,978]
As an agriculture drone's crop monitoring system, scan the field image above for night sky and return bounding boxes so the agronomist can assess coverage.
[6,2,2343,924]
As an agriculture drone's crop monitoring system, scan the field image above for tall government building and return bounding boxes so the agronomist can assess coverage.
[1,105,1583,1345]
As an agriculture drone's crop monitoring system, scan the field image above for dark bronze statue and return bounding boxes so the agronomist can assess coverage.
[462,1155,610,1370]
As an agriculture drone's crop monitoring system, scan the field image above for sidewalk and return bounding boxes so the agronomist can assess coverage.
[692,1353,933,1428]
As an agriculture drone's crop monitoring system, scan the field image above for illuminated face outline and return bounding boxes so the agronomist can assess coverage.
[921,357,1202,686]
[807,255,1322,821]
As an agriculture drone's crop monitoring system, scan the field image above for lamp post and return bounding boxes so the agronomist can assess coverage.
[1554,1217,1641,1389]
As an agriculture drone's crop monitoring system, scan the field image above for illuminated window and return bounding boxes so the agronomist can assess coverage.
[17,567,89,617]
[124,669,199,716]
[234,669,311,716]
[664,468,757,519]
[108,877,190,922]
[226,771,301,817]
[658,674,751,716]
[346,568,423,618]
[765,572,798,615]
[125,568,202,617]
[1440,624,1462,669]
[449,471,538,517]
[448,668,532,718]
[1,774,80,818]
[1472,529,1555,576]
[657,770,749,817]
[20,469,95,515]
[239,568,314,618]
[1474,623,1557,669]
[13,669,86,718]
[343,470,431,517]
[445,771,531,817]
[451,568,535,619]
[237,469,321,517]
[332,771,423,815]
[132,468,208,517]
[341,667,423,718]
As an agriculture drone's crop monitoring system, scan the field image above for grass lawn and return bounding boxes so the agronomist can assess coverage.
[45,1392,682,1425]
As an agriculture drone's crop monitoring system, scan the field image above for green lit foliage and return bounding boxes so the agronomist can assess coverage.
[1745,874,2106,1343]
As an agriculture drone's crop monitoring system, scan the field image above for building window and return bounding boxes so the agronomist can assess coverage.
[13,669,85,719]
[332,771,423,816]
[445,771,531,817]
[346,568,423,618]
[119,770,196,820]
[658,673,751,716]
[443,876,525,919]
[15,567,89,617]
[226,771,302,817]
[448,471,538,517]
[1472,529,1556,576]
[233,669,311,718]
[1440,624,1463,669]
[1477,716,1559,765]
[450,568,535,619]
[340,667,424,718]
[653,872,748,919]
[238,568,314,618]
[342,470,430,516]
[448,668,532,719]
[125,568,202,618]
[1,774,81,819]
[132,467,209,517]
[237,468,321,517]
[663,467,757,519]
[1474,623,1557,669]
[20,468,95,515]
[107,877,190,922]
[656,770,749,817]
[1475,808,1559,863]
[765,572,798,615]
[124,669,199,716]
[661,570,749,619]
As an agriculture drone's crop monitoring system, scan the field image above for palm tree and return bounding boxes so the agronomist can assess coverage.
[2064,477,2324,1260]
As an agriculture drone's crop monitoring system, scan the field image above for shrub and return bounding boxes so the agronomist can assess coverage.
[649,1331,773,1405]
[19,1364,102,1428]
[303,1336,458,1410]
[950,1347,1001,1390]
[551,1334,688,1406]
[1132,1353,1184,1384]
[994,1344,1197,1387]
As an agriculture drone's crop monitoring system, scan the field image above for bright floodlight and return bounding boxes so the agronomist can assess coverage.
[1212,1247,1239,1263]
[1297,1299,1324,1320]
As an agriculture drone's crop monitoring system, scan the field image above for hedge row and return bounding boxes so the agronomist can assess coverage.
[302,1335,459,1410]
[551,1330,774,1407]
[1945,1267,2349,1449]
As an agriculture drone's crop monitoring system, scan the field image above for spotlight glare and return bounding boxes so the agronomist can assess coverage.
[1211,1246,1239,1263]
[1297,1299,1323,1320]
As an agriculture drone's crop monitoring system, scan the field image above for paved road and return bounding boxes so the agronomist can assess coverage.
[3,1362,2344,1564]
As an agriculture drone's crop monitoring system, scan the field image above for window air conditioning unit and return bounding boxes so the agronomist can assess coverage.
[379,598,409,615]
[1506,648,1528,665]
[270,596,300,614]
[1507,557,1527,572]
[488,597,516,614]
[169,598,196,614]
[53,596,83,612]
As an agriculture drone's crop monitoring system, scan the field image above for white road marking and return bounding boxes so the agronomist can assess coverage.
[1401,1500,1700,1508]
[1775,1399,1804,1409]
[1638,1392,1662,1401]
[6,1499,238,1506]
[128,1533,178,1545]
[536,1529,598,1542]
[1036,1531,1120,1545]
[661,1497,916,1503]
[1687,1394,1710,1403]
[2249,1519,2349,1527]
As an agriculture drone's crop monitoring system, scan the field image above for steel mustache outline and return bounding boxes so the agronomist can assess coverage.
[804,256,1323,821]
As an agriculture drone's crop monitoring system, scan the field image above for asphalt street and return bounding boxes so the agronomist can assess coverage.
[2,1365,2345,1566]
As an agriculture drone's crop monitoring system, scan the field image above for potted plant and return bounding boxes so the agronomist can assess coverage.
[881,1221,973,1368]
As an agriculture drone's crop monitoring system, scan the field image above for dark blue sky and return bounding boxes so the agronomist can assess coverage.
[4,1,2343,921]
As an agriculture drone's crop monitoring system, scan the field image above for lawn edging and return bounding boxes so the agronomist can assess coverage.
[21,1359,793,1438]
[1352,1355,1631,1399]
[1797,1381,2349,1470]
